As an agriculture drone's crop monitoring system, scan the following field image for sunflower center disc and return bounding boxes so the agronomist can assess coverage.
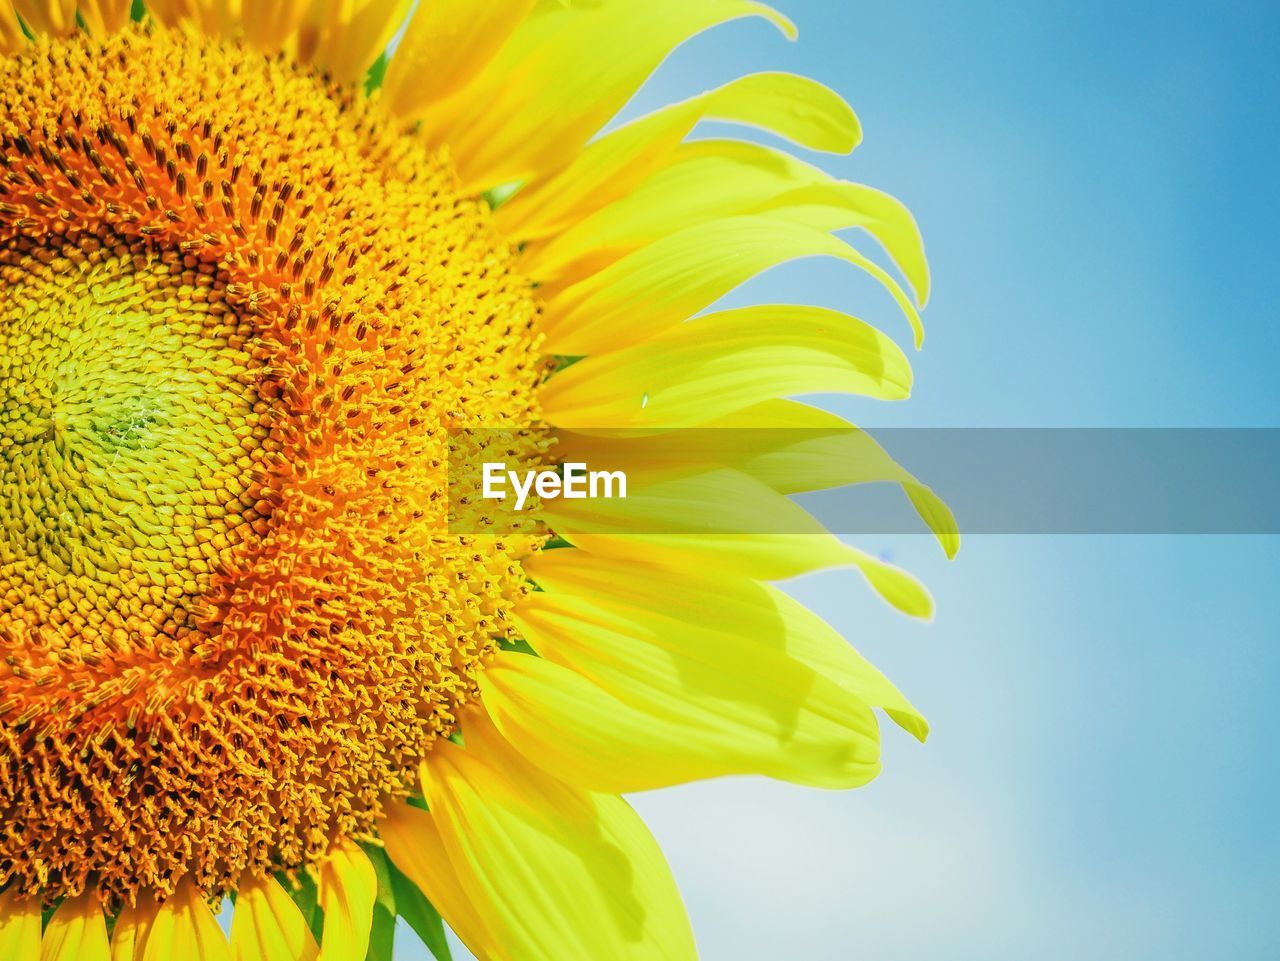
[0,236,264,659]
[0,28,543,907]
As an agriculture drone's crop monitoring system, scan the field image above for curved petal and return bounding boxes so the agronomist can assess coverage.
[552,400,957,559]
[525,549,928,739]
[527,139,929,305]
[316,841,376,961]
[542,216,922,355]
[480,645,881,793]
[411,0,794,191]
[758,181,930,305]
[303,0,414,83]
[40,891,109,961]
[706,399,959,557]
[498,71,859,242]
[148,0,408,78]
[545,467,934,616]
[75,0,133,34]
[1,4,26,54]
[237,0,313,52]
[0,888,42,961]
[230,875,319,961]
[147,0,242,38]
[409,707,696,961]
[541,305,912,428]
[11,0,76,35]
[142,882,231,961]
[382,0,537,114]
[487,544,928,791]
[109,897,154,961]
[380,804,504,961]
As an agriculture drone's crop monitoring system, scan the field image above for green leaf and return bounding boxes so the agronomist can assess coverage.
[362,845,399,961]
[482,181,522,210]
[365,53,389,95]
[388,858,452,961]
[497,636,536,656]
[366,903,397,961]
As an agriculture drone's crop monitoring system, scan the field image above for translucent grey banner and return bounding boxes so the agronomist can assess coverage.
[446,428,1280,535]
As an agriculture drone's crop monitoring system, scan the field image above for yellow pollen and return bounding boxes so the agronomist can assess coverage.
[0,26,544,907]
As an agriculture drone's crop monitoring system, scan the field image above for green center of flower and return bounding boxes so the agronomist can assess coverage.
[0,234,265,657]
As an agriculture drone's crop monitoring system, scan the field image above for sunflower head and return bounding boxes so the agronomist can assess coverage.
[0,2,950,959]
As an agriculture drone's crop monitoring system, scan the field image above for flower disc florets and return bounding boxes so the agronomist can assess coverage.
[0,26,543,906]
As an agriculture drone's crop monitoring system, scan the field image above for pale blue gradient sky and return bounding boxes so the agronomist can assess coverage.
[408,2,1280,959]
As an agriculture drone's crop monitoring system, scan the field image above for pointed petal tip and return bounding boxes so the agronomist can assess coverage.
[757,4,799,40]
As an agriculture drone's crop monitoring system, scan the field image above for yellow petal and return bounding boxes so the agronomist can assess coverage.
[1,3,26,54]
[545,467,934,616]
[498,71,859,242]
[230,875,319,961]
[541,305,911,429]
[40,891,109,961]
[756,180,929,305]
[143,882,231,961]
[553,401,956,559]
[0,888,41,961]
[238,0,312,52]
[527,548,928,740]
[11,0,76,34]
[481,639,882,792]
[542,215,922,355]
[75,0,133,33]
[303,0,414,83]
[707,399,959,557]
[109,897,153,961]
[527,138,929,306]
[414,0,794,192]
[380,804,505,961]
[416,707,696,961]
[148,0,243,39]
[316,840,376,961]
[146,0,407,75]
[382,0,537,115]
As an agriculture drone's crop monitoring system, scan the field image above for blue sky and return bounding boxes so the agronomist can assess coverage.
[420,2,1280,959]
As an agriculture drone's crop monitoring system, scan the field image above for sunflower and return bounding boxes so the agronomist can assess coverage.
[0,1,955,959]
